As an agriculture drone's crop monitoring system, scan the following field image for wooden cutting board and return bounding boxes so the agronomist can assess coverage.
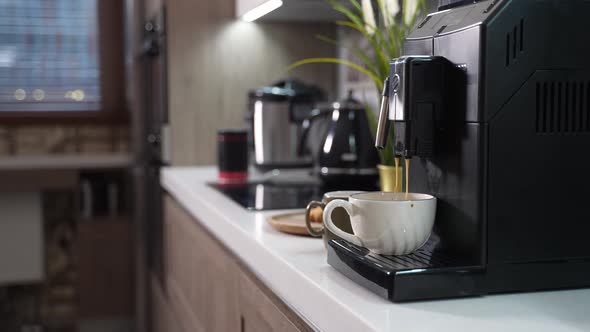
[267,211,323,237]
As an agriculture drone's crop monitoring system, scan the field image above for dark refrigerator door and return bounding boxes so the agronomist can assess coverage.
[144,9,168,165]
[141,8,168,283]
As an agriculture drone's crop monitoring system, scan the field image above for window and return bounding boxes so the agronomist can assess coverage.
[0,0,125,123]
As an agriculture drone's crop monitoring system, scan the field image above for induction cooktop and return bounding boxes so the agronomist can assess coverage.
[208,181,378,211]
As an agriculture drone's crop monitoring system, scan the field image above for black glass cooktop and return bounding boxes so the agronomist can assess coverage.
[208,181,378,211]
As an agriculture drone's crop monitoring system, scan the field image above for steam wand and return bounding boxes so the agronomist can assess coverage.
[375,77,390,150]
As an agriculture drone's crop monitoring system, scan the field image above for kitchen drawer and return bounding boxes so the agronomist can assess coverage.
[238,270,313,332]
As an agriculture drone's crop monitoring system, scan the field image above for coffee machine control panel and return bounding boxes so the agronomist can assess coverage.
[389,58,408,122]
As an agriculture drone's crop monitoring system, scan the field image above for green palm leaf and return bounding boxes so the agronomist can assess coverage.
[287,58,383,90]
[287,0,427,166]
[316,34,381,80]
[335,21,389,78]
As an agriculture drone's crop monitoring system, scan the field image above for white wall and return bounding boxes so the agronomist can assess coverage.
[0,192,43,285]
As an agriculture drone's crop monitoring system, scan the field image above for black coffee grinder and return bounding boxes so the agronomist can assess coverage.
[327,0,590,302]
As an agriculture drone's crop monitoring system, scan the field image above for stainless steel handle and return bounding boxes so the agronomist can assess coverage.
[375,77,390,149]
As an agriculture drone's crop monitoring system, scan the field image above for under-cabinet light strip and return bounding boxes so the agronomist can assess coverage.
[241,0,283,22]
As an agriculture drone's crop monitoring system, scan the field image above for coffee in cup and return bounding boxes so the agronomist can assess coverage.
[323,192,436,255]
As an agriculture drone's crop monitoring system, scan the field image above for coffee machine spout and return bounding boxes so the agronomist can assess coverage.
[375,77,390,150]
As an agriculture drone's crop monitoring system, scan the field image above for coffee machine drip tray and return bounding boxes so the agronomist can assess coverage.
[327,235,485,302]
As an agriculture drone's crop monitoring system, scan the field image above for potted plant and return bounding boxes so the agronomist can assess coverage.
[288,0,426,191]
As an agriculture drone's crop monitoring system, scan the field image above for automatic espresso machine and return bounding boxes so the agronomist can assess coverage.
[327,0,590,301]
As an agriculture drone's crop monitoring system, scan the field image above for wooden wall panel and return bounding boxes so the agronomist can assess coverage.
[167,0,338,165]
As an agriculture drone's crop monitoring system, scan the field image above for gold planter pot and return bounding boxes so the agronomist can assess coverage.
[378,164,403,192]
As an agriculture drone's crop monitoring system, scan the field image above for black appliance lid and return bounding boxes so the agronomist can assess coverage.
[218,128,247,135]
[438,0,473,10]
[248,79,324,102]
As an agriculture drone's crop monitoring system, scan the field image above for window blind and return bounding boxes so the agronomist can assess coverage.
[0,0,101,112]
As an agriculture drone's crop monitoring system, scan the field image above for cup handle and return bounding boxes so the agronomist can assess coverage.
[305,201,325,237]
[323,200,363,247]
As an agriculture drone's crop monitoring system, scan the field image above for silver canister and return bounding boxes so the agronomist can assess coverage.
[247,79,324,170]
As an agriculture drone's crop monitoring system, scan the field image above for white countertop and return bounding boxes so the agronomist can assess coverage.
[162,167,590,332]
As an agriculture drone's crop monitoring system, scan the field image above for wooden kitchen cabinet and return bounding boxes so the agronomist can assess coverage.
[156,195,312,332]
[163,195,240,332]
[151,274,183,332]
[239,270,312,332]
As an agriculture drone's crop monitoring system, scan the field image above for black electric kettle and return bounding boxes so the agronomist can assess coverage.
[300,93,380,185]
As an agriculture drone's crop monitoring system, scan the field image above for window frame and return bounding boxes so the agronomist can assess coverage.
[0,0,128,125]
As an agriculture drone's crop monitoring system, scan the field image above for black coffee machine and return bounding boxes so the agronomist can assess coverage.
[327,0,590,301]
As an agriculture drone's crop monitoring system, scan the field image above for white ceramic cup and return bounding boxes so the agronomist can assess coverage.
[305,190,364,237]
[323,192,437,255]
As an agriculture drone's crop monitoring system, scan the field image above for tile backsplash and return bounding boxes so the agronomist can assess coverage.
[0,125,129,156]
